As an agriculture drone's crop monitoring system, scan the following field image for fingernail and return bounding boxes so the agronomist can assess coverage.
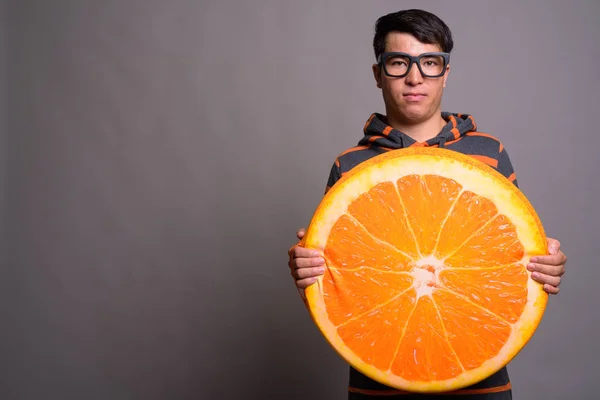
[530,257,538,263]
[315,257,325,265]
[527,264,535,271]
[316,267,326,274]
[532,272,539,279]
[312,251,321,257]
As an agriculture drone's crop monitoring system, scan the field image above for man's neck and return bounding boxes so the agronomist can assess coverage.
[386,113,447,143]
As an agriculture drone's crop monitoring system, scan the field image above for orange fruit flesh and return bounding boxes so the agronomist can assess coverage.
[303,148,547,393]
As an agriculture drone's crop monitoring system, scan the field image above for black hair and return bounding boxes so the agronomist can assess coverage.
[373,9,454,60]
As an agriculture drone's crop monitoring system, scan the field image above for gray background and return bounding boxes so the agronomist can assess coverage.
[1,1,599,399]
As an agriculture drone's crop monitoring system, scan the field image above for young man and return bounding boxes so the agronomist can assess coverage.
[288,9,567,400]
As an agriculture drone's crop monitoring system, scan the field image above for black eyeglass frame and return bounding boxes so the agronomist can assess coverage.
[377,52,451,78]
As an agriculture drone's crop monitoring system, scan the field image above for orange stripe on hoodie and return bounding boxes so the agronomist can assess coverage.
[469,154,499,168]
[363,114,376,132]
[335,145,370,167]
[382,126,393,136]
[465,131,501,142]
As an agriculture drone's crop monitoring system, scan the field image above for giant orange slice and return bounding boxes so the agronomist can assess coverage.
[301,147,548,393]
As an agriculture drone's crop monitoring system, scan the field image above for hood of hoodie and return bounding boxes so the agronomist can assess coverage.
[358,112,478,149]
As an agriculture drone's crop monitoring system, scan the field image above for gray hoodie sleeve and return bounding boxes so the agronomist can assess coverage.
[325,162,342,194]
[497,147,519,188]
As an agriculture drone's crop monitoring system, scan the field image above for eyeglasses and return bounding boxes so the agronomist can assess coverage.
[377,52,450,78]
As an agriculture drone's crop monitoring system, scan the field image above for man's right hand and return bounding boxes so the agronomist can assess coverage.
[288,228,326,298]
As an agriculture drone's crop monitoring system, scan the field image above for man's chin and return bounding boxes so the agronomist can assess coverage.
[398,110,430,124]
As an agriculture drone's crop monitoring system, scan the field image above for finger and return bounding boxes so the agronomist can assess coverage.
[543,283,560,295]
[288,244,298,260]
[296,228,306,240]
[292,265,326,280]
[293,256,325,269]
[530,252,566,266]
[293,245,322,259]
[527,262,564,277]
[297,277,318,289]
[546,237,561,255]
[531,271,561,288]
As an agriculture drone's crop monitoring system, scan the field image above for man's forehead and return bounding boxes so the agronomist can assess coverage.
[384,32,442,54]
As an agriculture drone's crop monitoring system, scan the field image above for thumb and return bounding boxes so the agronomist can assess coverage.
[296,228,306,240]
[547,238,560,255]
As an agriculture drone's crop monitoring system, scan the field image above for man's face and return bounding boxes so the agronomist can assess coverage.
[372,32,450,125]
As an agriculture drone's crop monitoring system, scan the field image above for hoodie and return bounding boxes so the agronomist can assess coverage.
[324,112,518,399]
[325,112,518,195]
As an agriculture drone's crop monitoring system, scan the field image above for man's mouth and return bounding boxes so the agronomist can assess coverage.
[403,93,427,101]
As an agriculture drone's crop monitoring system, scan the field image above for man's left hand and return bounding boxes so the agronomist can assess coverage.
[527,237,567,295]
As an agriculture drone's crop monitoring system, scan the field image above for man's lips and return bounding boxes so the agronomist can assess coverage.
[403,93,427,100]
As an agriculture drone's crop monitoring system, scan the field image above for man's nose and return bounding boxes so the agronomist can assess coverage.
[405,62,423,85]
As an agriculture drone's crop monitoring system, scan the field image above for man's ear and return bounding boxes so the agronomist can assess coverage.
[372,64,382,88]
[443,64,451,88]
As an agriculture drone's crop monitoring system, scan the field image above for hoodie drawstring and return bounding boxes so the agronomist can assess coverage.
[437,136,447,149]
